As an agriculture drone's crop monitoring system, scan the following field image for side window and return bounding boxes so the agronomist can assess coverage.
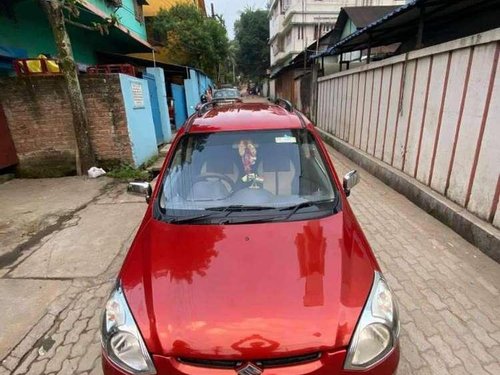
[298,133,332,196]
[133,0,144,23]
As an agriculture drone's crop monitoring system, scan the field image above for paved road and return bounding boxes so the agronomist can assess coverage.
[328,146,500,375]
[1,147,499,375]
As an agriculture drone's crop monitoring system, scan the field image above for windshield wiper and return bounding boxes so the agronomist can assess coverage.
[219,200,337,224]
[165,212,221,224]
[206,205,276,212]
[221,216,283,224]
[280,199,336,220]
[164,206,276,224]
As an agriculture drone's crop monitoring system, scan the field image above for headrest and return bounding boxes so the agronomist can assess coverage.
[261,145,297,172]
[204,157,234,174]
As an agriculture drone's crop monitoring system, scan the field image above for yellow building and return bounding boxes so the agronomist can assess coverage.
[143,0,207,17]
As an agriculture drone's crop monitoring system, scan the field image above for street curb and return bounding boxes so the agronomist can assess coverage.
[317,128,500,263]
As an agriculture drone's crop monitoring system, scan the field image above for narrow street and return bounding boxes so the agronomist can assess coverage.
[1,0,499,374]
[0,140,499,375]
[328,146,500,375]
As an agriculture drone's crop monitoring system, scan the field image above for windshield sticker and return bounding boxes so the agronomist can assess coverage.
[275,136,297,144]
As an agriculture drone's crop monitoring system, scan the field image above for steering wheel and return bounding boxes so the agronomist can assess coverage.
[195,173,235,192]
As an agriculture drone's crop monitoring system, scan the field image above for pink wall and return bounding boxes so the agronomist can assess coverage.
[317,28,500,228]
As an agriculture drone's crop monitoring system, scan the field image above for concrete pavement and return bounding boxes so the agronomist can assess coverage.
[0,178,146,374]
[0,177,110,263]
[0,142,499,374]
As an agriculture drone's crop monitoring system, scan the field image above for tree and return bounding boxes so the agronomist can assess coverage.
[149,4,229,80]
[220,41,238,84]
[37,0,105,174]
[234,8,270,82]
[36,0,122,175]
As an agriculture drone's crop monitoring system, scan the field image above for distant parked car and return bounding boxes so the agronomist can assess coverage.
[219,83,237,89]
[101,100,401,375]
[213,88,241,100]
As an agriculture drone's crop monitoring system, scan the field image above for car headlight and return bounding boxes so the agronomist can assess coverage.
[101,283,156,374]
[344,271,399,370]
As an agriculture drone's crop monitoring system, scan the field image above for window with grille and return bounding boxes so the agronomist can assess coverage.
[133,0,144,23]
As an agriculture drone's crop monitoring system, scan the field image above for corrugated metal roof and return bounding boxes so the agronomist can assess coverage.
[318,4,401,59]
[314,0,500,59]
[343,6,401,28]
[312,0,421,59]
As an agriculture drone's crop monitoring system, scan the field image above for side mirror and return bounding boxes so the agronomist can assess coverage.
[343,170,359,197]
[127,181,152,203]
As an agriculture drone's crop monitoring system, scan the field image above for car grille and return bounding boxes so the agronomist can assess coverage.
[178,352,321,369]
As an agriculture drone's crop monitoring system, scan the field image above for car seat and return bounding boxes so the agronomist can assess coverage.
[256,144,299,196]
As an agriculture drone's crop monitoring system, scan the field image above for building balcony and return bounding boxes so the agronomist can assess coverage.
[270,12,286,40]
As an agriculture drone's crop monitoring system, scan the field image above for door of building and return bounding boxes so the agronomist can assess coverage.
[143,73,163,145]
[0,105,17,169]
[172,84,187,129]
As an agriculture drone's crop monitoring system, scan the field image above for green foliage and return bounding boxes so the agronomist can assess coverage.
[219,40,238,85]
[143,154,159,169]
[107,164,151,181]
[150,4,229,79]
[54,0,122,36]
[234,8,270,81]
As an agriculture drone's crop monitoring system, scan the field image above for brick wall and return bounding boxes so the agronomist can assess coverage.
[0,74,133,177]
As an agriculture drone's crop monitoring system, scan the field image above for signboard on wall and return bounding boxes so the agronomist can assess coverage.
[131,82,144,109]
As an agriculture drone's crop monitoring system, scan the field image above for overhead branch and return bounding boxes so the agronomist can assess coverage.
[65,19,95,31]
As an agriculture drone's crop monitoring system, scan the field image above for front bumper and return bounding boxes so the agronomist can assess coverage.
[102,344,399,375]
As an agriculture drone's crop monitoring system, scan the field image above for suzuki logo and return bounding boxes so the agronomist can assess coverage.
[236,362,263,375]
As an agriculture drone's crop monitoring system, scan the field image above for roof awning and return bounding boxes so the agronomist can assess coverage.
[79,1,152,50]
[95,52,210,79]
[315,0,500,58]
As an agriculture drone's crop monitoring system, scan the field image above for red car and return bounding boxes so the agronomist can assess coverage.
[101,100,400,375]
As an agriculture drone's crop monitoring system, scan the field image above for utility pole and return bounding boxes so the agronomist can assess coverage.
[211,2,215,18]
[39,0,95,175]
[232,58,236,83]
[302,0,306,70]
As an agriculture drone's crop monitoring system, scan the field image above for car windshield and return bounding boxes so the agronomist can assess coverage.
[213,89,240,99]
[159,129,338,223]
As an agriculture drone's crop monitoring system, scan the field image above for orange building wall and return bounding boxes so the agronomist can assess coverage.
[144,0,206,17]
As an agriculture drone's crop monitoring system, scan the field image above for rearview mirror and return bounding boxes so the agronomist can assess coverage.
[343,170,359,197]
[127,181,152,203]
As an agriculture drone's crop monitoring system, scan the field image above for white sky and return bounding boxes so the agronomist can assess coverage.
[208,0,269,39]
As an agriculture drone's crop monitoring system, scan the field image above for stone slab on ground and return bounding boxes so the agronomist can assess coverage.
[147,157,165,174]
[0,279,70,360]
[0,179,145,374]
[0,177,111,259]
[159,143,171,157]
[9,203,144,279]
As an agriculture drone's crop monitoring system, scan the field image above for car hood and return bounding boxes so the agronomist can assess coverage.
[120,212,377,359]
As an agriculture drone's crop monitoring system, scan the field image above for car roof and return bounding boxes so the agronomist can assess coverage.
[187,102,308,133]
